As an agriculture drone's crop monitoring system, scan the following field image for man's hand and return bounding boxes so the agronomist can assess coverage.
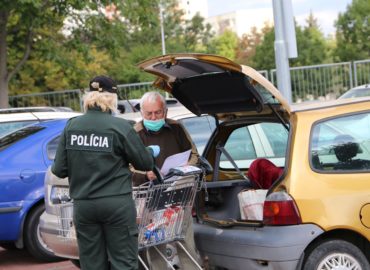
[146,171,157,181]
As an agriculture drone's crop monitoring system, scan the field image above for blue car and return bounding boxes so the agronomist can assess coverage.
[0,118,70,261]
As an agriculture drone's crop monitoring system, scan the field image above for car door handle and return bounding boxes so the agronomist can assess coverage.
[20,169,36,183]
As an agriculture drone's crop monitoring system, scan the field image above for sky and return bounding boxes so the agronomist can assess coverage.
[207,0,353,36]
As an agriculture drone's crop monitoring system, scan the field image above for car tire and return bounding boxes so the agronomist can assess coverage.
[303,239,369,270]
[24,204,62,262]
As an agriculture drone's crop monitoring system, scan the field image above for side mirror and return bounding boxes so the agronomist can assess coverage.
[198,156,213,175]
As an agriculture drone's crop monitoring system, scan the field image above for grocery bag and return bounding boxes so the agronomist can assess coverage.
[237,189,268,220]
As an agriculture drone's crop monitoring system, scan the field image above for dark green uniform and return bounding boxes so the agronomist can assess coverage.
[52,108,154,270]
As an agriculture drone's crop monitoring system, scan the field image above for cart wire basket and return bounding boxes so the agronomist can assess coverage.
[133,173,199,250]
[56,202,77,244]
[55,167,202,250]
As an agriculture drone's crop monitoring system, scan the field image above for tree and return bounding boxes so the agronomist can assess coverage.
[334,0,370,61]
[2,0,215,107]
[252,14,331,70]
[208,30,239,60]
[235,26,264,65]
[290,12,331,66]
[0,0,119,108]
[251,24,275,70]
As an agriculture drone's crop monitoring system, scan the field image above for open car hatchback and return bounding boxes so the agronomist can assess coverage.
[137,53,370,270]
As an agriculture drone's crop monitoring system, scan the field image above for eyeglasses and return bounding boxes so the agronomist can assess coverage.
[142,109,164,118]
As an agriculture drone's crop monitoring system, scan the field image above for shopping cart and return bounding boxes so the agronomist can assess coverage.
[134,165,204,270]
[56,202,77,245]
[56,165,205,270]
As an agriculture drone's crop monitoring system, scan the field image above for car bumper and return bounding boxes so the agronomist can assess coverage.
[39,211,79,259]
[193,222,324,270]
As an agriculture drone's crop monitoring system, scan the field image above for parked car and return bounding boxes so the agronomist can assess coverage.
[117,97,180,114]
[0,118,80,261]
[138,54,370,270]
[0,106,74,113]
[0,111,80,137]
[338,84,370,99]
[40,54,370,270]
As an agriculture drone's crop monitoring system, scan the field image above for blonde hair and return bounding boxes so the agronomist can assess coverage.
[83,91,118,113]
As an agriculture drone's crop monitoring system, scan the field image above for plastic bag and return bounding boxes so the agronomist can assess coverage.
[237,189,268,220]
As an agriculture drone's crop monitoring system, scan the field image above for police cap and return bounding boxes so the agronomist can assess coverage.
[89,75,118,94]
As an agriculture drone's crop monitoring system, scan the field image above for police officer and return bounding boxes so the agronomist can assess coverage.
[52,75,158,270]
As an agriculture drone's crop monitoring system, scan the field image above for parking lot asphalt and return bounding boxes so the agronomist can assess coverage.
[0,247,79,270]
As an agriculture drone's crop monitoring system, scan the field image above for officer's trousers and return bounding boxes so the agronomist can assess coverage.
[74,194,138,270]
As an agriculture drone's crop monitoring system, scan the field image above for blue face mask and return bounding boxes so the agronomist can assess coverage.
[143,118,165,132]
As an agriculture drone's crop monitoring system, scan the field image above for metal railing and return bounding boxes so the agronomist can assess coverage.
[271,62,353,102]
[9,89,83,111]
[353,60,370,87]
[8,59,370,110]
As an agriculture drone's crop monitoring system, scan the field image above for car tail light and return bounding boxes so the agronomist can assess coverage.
[263,191,302,225]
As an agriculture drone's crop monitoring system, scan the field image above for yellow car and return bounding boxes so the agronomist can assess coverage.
[138,54,370,270]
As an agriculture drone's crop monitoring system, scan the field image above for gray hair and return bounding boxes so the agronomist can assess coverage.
[83,91,118,113]
[140,91,167,111]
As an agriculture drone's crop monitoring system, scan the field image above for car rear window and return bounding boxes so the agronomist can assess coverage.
[0,126,45,151]
[311,112,370,171]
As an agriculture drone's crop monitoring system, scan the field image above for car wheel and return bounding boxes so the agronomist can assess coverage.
[303,239,369,270]
[24,204,63,262]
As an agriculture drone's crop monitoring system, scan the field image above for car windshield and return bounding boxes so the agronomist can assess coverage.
[339,87,370,99]
[0,125,44,151]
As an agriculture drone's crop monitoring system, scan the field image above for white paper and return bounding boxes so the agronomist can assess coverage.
[160,149,191,175]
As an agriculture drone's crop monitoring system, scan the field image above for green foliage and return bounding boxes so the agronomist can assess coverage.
[291,14,332,66]
[208,30,238,60]
[251,25,276,70]
[4,0,368,108]
[3,0,213,101]
[251,15,332,70]
[335,0,370,61]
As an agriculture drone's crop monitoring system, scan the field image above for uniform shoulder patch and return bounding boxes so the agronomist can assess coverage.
[66,130,113,152]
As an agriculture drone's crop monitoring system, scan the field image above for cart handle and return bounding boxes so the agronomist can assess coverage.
[152,165,164,184]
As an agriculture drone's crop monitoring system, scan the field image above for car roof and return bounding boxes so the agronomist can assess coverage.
[0,111,81,123]
[291,96,370,112]
[137,53,290,118]
[0,106,73,113]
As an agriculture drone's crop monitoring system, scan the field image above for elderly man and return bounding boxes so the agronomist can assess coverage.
[133,91,199,185]
[133,91,202,270]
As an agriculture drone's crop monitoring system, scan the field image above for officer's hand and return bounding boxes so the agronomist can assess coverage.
[148,145,160,158]
[146,171,157,181]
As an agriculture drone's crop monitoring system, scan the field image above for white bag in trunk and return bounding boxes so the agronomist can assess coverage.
[238,189,268,220]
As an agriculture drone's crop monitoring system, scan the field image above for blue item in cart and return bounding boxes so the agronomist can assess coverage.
[144,227,166,243]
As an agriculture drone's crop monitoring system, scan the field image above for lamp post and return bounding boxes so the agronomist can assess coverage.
[159,2,169,98]
[159,2,166,55]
